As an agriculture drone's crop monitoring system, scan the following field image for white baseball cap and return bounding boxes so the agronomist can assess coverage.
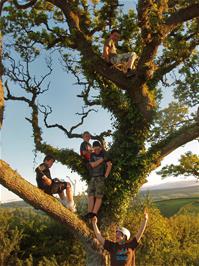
[117,227,131,240]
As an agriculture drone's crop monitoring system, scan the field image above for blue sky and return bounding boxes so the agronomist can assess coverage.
[0,0,198,202]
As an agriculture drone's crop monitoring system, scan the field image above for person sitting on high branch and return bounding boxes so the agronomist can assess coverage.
[103,29,138,78]
[92,209,149,266]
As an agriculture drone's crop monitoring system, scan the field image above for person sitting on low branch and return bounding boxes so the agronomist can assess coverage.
[35,154,76,212]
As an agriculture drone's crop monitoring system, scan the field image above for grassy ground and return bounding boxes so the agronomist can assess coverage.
[154,197,199,217]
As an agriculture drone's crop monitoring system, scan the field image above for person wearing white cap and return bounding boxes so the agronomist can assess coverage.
[92,209,148,266]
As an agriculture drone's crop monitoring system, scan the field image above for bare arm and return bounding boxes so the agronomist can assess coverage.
[36,166,52,186]
[42,175,52,186]
[135,210,149,242]
[103,45,110,62]
[105,161,112,178]
[89,158,104,168]
[92,216,105,245]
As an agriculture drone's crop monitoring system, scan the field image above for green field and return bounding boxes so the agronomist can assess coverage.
[154,197,199,217]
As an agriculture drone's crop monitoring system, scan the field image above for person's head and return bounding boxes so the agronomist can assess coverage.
[110,29,121,41]
[92,141,102,155]
[116,227,131,243]
[82,131,91,142]
[43,154,55,168]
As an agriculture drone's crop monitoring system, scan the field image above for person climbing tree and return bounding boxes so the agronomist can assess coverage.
[80,131,92,161]
[35,154,76,212]
[103,29,138,77]
[84,141,112,219]
[92,209,149,266]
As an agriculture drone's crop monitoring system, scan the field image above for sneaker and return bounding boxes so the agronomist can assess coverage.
[67,201,76,212]
[83,212,93,219]
[126,69,136,78]
[84,212,97,219]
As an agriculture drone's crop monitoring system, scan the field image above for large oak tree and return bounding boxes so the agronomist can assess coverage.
[0,0,199,265]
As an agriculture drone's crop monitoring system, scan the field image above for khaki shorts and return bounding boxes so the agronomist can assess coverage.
[87,176,105,198]
[110,52,137,65]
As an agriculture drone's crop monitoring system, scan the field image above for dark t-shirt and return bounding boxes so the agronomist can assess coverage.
[35,163,52,190]
[89,150,108,177]
[104,238,138,266]
[80,141,92,161]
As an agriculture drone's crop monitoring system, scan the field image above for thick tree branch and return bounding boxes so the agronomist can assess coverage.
[148,121,199,166]
[165,4,199,26]
[0,160,104,261]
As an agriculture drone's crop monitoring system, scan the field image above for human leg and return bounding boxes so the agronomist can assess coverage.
[127,52,137,70]
[65,182,76,212]
[50,181,76,211]
[65,182,73,202]
[84,178,96,219]
[88,195,95,213]
[92,197,102,215]
[92,176,104,215]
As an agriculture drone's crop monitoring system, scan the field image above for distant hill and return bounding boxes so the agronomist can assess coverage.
[140,185,199,201]
[142,179,199,191]
[0,200,32,209]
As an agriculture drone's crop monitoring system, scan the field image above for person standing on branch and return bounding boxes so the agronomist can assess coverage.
[35,155,76,212]
[103,29,138,78]
[84,141,112,219]
[92,210,149,266]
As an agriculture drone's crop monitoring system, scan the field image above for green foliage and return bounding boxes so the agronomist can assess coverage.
[125,200,199,266]
[157,152,199,179]
[0,210,23,266]
[1,198,199,265]
[149,102,190,143]
[0,208,85,266]
[174,53,199,107]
